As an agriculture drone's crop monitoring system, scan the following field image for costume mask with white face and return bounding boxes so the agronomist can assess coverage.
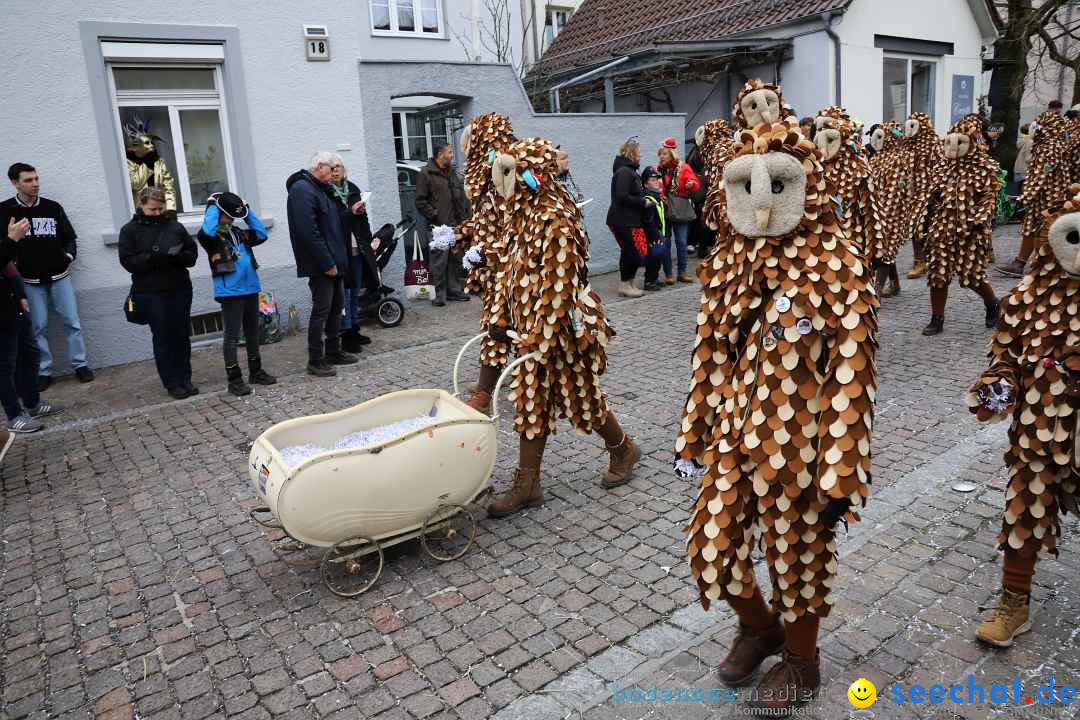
[942,132,972,159]
[1047,210,1080,277]
[740,89,781,127]
[815,128,843,161]
[723,153,807,237]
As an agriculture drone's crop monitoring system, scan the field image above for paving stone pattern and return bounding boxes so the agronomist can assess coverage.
[1,227,1078,720]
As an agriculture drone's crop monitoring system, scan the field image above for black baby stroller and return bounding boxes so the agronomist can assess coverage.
[354,216,414,329]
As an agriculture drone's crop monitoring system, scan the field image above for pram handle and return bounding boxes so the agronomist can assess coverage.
[452,333,490,397]
[451,332,537,420]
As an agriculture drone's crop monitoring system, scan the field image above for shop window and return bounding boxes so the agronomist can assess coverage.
[392,111,449,162]
[883,55,936,123]
[371,0,443,37]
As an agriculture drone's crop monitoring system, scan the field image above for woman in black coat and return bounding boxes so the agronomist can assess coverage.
[605,139,648,298]
[118,186,199,399]
[329,160,378,351]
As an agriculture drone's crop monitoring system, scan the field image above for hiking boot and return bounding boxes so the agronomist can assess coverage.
[996,258,1026,278]
[618,280,644,298]
[907,259,927,279]
[603,434,640,489]
[8,413,43,434]
[746,651,820,716]
[678,272,694,283]
[922,315,944,336]
[75,367,95,383]
[307,361,336,377]
[227,365,251,397]
[985,301,1000,329]
[249,358,277,386]
[28,401,63,418]
[488,468,543,518]
[326,351,359,365]
[466,390,491,415]
[717,618,786,687]
[976,588,1031,648]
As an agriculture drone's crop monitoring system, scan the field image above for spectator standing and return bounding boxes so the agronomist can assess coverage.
[657,137,700,284]
[556,148,586,204]
[415,144,469,307]
[118,186,199,399]
[606,139,647,298]
[0,216,61,433]
[799,117,816,140]
[640,166,667,291]
[286,152,358,377]
[1013,124,1032,195]
[196,191,277,397]
[0,163,94,390]
[329,158,375,352]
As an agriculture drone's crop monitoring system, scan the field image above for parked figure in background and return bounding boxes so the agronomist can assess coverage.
[456,112,517,414]
[118,186,198,399]
[486,137,640,517]
[286,151,357,378]
[0,163,94,390]
[657,137,700,284]
[968,185,1079,648]
[1000,112,1076,277]
[869,122,906,296]
[197,192,277,396]
[606,139,648,298]
[900,112,943,279]
[919,114,1001,336]
[814,106,880,266]
[329,158,374,354]
[676,120,878,714]
[0,216,61,433]
[415,143,469,307]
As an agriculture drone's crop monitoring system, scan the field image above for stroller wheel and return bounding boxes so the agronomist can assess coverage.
[421,504,477,562]
[321,536,384,597]
[377,298,404,328]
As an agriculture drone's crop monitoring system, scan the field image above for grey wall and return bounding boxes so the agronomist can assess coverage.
[358,60,684,276]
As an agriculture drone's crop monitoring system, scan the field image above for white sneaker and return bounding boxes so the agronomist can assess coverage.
[28,401,63,418]
[8,413,43,434]
[619,280,644,298]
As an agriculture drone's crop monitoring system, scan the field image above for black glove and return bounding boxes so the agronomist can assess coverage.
[821,498,851,530]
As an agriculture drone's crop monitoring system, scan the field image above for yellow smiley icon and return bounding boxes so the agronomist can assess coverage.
[848,678,877,708]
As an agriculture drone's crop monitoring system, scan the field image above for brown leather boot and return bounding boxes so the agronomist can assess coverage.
[746,650,820,715]
[466,364,499,415]
[466,390,491,414]
[598,413,639,488]
[487,468,543,518]
[717,618,786,687]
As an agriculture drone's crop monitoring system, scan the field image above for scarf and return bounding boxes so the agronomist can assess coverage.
[331,180,349,206]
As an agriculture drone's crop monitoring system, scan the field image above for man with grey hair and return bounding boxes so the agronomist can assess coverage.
[286,152,356,376]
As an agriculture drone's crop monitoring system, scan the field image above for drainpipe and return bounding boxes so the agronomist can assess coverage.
[821,11,842,106]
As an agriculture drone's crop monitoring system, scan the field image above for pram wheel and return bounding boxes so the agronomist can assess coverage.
[421,504,477,562]
[321,536,384,597]
[378,298,404,328]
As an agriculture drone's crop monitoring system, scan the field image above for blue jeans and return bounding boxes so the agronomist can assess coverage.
[662,222,690,277]
[0,313,40,421]
[137,288,193,390]
[24,276,88,376]
[341,255,366,333]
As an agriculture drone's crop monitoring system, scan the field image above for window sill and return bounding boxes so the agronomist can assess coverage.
[102,215,274,245]
[370,29,448,40]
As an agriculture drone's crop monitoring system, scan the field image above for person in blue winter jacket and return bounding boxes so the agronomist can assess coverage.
[197,192,277,396]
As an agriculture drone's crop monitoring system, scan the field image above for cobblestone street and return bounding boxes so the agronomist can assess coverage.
[2,226,1078,720]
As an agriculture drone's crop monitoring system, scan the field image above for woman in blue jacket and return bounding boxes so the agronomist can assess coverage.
[197,192,277,396]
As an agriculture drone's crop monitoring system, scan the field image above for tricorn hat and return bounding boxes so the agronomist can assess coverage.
[211,191,248,220]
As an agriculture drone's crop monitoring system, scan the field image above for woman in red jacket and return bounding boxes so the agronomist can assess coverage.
[657,137,700,284]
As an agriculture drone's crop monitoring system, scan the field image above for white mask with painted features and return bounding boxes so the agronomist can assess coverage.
[491,153,517,199]
[723,152,807,238]
[870,128,885,152]
[815,128,843,161]
[740,89,781,127]
[942,133,972,159]
[904,118,921,138]
[1047,211,1080,277]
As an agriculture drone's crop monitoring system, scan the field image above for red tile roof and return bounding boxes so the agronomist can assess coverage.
[537,0,852,74]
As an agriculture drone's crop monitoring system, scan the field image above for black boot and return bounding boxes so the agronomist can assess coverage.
[249,357,277,386]
[922,315,945,336]
[307,352,336,377]
[985,300,1000,329]
[227,364,252,396]
[340,330,364,354]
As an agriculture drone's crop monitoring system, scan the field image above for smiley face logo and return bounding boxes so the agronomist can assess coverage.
[848,678,877,708]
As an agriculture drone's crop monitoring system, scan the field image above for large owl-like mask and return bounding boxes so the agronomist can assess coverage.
[739,88,782,127]
[943,133,972,159]
[903,118,921,138]
[1047,206,1080,277]
[870,127,885,152]
[724,125,816,238]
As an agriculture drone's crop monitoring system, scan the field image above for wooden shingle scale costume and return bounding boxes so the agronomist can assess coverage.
[675,119,878,713]
[968,185,1080,648]
[868,121,906,296]
[900,112,944,280]
[483,136,641,517]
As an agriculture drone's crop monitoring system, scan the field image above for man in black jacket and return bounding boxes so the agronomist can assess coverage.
[286,152,357,376]
[414,144,469,306]
[0,163,94,390]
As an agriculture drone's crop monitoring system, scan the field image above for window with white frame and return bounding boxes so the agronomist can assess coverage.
[392,111,449,162]
[543,8,572,51]
[371,0,443,37]
[882,55,936,123]
[105,43,236,216]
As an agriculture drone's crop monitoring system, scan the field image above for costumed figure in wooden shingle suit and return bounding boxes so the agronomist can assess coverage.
[967,184,1080,648]
[1000,111,1076,277]
[918,113,1001,336]
[694,119,740,235]
[814,106,880,266]
[868,121,906,297]
[456,112,517,414]
[484,137,640,518]
[674,120,879,714]
[900,112,944,280]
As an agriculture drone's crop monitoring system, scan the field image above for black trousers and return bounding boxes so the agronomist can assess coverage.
[610,225,643,281]
[220,294,260,368]
[0,313,40,421]
[308,275,344,360]
[138,287,193,391]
